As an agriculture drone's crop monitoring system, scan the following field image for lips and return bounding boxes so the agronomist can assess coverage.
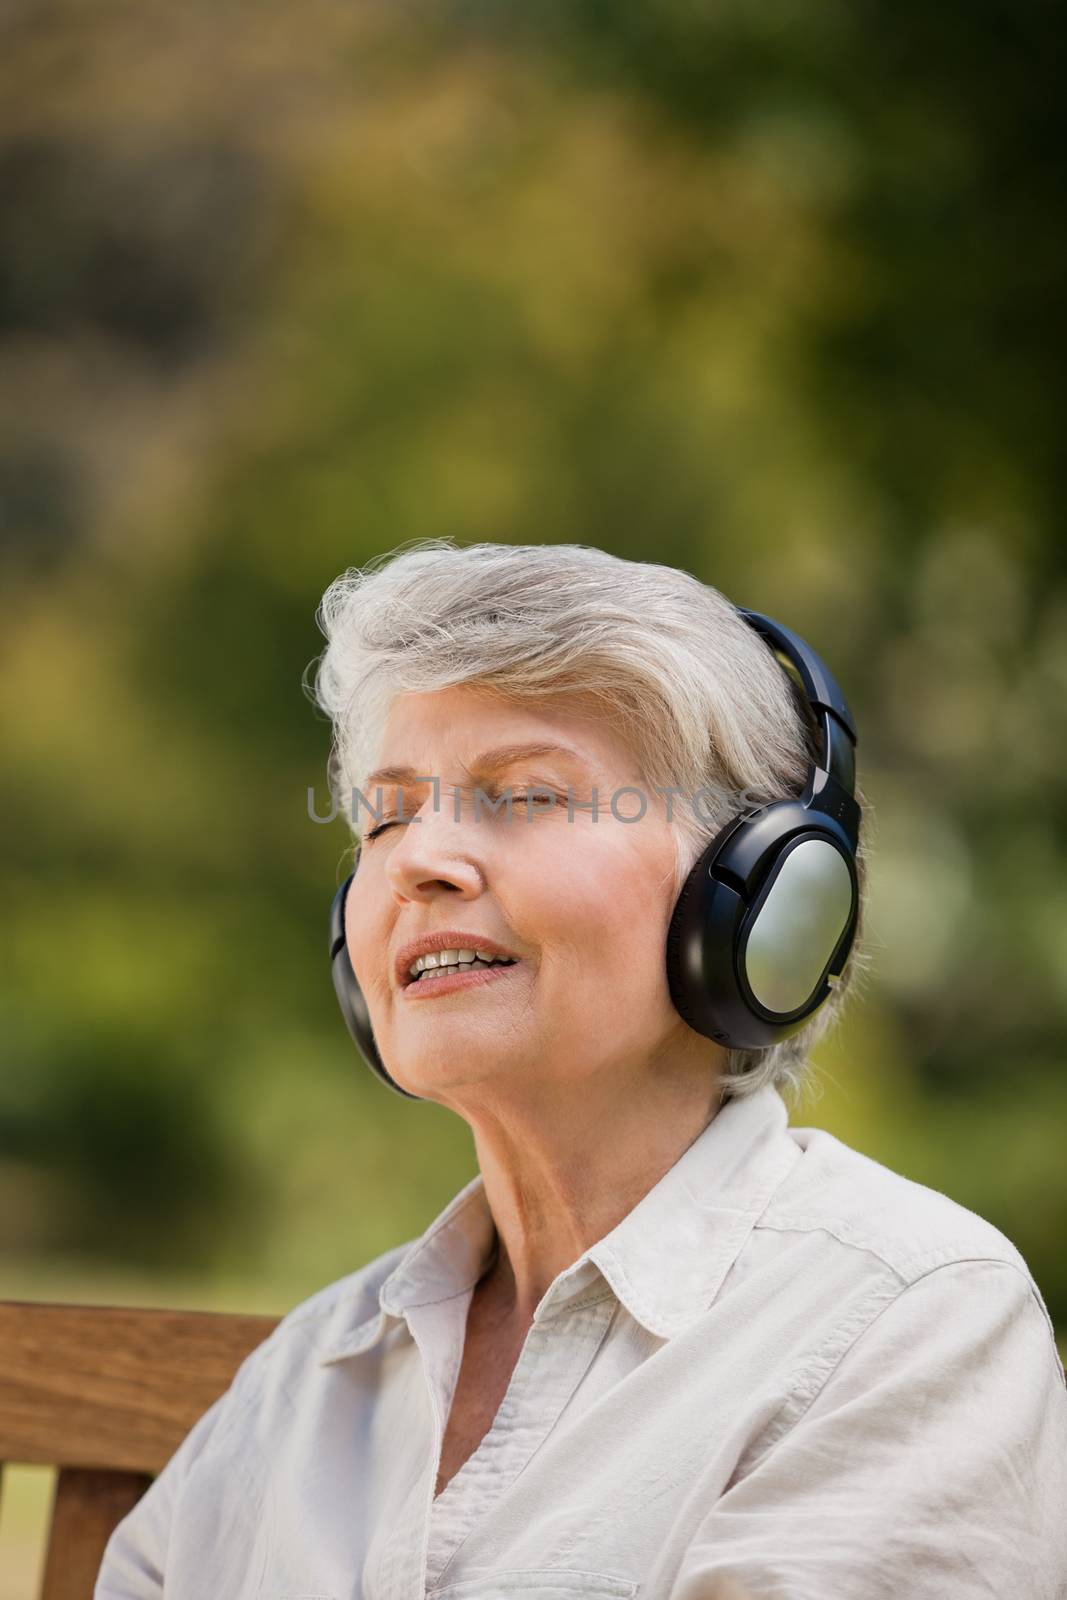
[394,930,521,990]
[401,960,521,1001]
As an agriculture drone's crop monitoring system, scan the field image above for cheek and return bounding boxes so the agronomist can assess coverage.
[529,833,672,979]
[524,836,604,927]
[345,900,386,995]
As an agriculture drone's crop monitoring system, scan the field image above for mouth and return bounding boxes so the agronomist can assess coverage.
[402,958,520,1000]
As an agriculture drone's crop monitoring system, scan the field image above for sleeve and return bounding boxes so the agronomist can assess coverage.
[93,1338,268,1600]
[669,1258,1067,1600]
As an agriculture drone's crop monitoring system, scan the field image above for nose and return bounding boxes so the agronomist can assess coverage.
[384,791,485,905]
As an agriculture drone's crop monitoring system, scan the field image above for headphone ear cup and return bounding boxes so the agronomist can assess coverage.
[738,831,858,1020]
[667,808,859,1052]
[666,832,754,1048]
[666,846,720,1038]
[328,870,425,1101]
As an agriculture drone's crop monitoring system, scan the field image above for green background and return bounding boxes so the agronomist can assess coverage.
[3,0,1065,1379]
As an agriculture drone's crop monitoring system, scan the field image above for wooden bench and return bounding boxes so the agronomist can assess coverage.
[0,1299,772,1600]
[0,1299,280,1600]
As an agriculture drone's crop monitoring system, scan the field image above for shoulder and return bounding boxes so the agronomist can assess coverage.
[211,1237,416,1424]
[748,1124,1065,1427]
[271,1235,414,1350]
[761,1121,1033,1285]
[284,1238,412,1332]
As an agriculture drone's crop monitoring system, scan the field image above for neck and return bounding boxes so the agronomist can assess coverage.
[467,1039,726,1323]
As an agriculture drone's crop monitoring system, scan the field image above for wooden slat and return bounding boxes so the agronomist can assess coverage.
[0,1300,280,1475]
[40,1465,151,1600]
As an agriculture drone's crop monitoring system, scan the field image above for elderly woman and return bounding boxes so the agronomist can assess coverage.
[97,541,1067,1600]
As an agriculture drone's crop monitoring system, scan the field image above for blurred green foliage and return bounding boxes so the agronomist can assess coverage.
[1,0,1064,1345]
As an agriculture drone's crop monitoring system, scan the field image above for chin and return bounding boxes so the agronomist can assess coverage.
[389,1046,502,1092]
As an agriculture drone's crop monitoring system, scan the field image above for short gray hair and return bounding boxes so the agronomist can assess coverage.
[307,538,874,1104]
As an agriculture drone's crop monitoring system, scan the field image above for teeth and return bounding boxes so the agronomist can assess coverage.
[416,957,495,981]
[407,947,517,981]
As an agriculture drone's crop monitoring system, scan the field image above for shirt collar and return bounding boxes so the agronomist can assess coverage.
[319,1082,799,1365]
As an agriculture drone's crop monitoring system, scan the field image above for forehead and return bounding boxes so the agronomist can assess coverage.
[368,685,642,783]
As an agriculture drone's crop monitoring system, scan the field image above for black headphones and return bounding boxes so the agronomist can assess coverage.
[328,607,861,1099]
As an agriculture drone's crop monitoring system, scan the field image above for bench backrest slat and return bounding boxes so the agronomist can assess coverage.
[0,1299,280,1600]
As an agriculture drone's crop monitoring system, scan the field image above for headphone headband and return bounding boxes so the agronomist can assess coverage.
[735,608,856,743]
[735,607,858,840]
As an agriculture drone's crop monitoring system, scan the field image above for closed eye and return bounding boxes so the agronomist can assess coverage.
[364,788,564,842]
[364,818,403,841]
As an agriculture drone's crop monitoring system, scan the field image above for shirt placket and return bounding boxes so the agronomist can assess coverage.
[366,1291,469,1600]
[421,1287,619,1593]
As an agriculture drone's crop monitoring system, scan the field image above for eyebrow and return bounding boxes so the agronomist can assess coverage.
[363,742,594,789]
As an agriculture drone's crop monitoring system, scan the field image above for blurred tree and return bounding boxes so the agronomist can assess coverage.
[1,0,1063,1335]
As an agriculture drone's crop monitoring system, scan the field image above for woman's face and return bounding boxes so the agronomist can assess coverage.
[345,685,706,1108]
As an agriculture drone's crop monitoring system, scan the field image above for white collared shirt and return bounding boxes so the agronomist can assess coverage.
[95,1084,1067,1600]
